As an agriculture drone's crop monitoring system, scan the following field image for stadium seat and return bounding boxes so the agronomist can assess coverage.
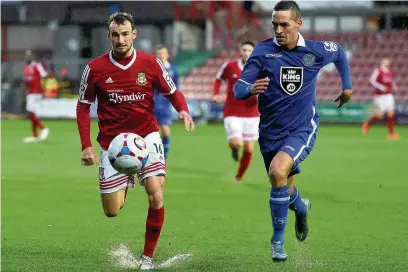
[179,30,408,104]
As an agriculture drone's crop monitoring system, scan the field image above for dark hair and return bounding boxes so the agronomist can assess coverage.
[240,40,255,48]
[274,1,301,20]
[107,12,135,30]
[155,44,169,52]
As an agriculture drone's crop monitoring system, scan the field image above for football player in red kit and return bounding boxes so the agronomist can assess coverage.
[22,51,49,143]
[363,57,400,139]
[212,41,259,183]
[76,12,195,270]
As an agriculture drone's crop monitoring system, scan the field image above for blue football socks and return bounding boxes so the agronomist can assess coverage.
[162,136,170,159]
[289,186,307,216]
[269,185,290,243]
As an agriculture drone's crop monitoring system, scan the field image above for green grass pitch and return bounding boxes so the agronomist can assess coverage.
[2,120,408,271]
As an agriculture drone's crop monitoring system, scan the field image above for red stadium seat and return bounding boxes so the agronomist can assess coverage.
[179,30,408,104]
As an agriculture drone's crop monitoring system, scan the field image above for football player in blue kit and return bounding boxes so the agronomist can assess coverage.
[154,45,180,166]
[234,0,353,261]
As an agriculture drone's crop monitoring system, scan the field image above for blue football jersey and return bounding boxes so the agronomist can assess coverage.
[234,34,352,140]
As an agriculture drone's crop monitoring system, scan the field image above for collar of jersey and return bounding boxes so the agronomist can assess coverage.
[273,33,306,48]
[109,48,137,70]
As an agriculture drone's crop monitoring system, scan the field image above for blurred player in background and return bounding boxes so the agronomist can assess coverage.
[76,12,194,270]
[22,50,49,143]
[362,57,400,139]
[153,45,180,166]
[212,41,259,183]
[235,0,352,261]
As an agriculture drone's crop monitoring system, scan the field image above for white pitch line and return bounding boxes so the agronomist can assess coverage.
[155,253,192,269]
[108,243,192,269]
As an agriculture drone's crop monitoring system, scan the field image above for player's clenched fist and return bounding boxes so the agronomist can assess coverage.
[250,77,270,95]
[178,110,195,132]
[81,147,99,166]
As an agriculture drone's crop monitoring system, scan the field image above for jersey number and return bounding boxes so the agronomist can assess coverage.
[153,143,163,154]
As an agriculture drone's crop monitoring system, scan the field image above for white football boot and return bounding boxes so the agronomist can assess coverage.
[139,254,154,270]
[38,127,49,141]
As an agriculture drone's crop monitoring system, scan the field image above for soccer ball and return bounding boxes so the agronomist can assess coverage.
[108,133,149,175]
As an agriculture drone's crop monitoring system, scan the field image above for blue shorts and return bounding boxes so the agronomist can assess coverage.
[154,103,173,126]
[259,130,317,178]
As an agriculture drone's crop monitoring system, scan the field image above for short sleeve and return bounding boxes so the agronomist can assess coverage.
[78,64,96,104]
[153,58,177,95]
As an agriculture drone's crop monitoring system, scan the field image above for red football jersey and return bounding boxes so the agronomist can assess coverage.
[215,59,259,117]
[370,67,394,95]
[78,49,177,149]
[23,61,47,94]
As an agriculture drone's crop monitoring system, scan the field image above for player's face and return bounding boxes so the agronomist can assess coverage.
[382,58,391,68]
[239,44,254,63]
[108,20,136,57]
[272,10,302,48]
[156,48,170,63]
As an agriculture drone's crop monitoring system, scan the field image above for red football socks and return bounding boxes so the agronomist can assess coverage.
[143,206,165,258]
[235,151,253,180]
[387,115,395,134]
[29,112,45,137]
[367,115,379,126]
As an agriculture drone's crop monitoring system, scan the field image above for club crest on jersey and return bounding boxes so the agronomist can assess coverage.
[280,67,303,95]
[302,54,315,67]
[136,72,147,85]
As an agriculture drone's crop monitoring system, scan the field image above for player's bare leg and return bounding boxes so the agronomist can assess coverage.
[234,140,254,183]
[362,112,383,135]
[386,110,400,140]
[100,187,128,217]
[287,177,311,242]
[159,125,171,168]
[268,151,293,261]
[229,138,243,162]
[140,175,165,270]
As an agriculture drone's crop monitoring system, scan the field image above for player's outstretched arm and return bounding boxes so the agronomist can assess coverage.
[234,55,264,100]
[77,64,98,166]
[154,58,195,132]
[76,102,99,166]
[212,62,227,103]
[323,42,353,108]
[212,79,222,103]
[369,68,387,91]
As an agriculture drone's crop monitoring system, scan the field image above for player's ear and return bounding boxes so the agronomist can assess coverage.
[132,29,137,40]
[106,30,111,41]
[297,18,303,29]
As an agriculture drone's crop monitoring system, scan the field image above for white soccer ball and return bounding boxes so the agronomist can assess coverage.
[108,133,149,175]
